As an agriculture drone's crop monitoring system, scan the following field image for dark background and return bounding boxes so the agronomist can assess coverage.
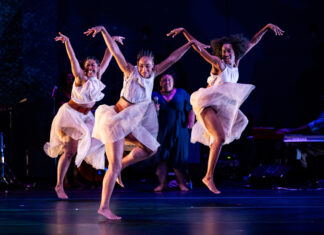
[0,0,323,183]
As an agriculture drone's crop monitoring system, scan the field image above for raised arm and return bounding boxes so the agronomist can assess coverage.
[239,23,284,61]
[85,26,133,78]
[154,41,193,76]
[168,27,202,53]
[55,32,83,84]
[97,36,125,80]
[167,28,224,70]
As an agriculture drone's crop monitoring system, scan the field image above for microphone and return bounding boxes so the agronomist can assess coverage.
[153,96,159,104]
[153,96,159,115]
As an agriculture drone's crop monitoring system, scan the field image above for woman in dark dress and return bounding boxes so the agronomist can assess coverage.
[153,73,195,191]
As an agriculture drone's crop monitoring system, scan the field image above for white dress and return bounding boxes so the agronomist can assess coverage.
[92,66,160,151]
[44,76,106,169]
[190,65,255,146]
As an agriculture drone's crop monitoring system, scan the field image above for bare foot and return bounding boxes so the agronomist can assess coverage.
[98,208,122,220]
[179,184,189,192]
[116,174,124,188]
[55,186,69,199]
[154,184,167,192]
[202,177,221,194]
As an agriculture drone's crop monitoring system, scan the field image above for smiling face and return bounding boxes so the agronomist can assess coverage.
[84,59,98,77]
[160,74,174,92]
[222,43,235,66]
[137,56,154,78]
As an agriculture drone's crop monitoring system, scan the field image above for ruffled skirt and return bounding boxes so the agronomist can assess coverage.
[43,103,105,169]
[190,82,255,146]
[92,101,160,151]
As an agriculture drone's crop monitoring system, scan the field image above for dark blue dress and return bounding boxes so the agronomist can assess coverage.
[152,88,192,172]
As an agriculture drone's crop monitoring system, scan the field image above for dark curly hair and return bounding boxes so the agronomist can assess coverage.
[210,34,249,61]
[137,49,154,63]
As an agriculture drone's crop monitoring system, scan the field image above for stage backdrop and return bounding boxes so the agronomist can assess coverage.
[0,0,323,180]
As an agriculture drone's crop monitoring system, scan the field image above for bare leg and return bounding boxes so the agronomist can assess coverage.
[200,107,225,194]
[154,161,168,192]
[98,140,124,220]
[116,145,156,188]
[174,168,189,191]
[122,146,156,169]
[115,133,157,188]
[55,137,77,199]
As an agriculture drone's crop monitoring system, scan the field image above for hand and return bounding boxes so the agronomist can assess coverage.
[267,23,284,36]
[84,26,103,38]
[191,39,210,51]
[112,36,125,45]
[154,103,160,112]
[188,121,194,129]
[167,27,184,38]
[54,32,69,43]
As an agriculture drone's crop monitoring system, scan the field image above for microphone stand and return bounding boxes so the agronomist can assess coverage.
[0,131,16,189]
[0,98,27,190]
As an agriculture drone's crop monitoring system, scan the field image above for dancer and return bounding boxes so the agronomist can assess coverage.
[152,73,195,192]
[85,25,200,220]
[44,32,124,199]
[167,23,284,194]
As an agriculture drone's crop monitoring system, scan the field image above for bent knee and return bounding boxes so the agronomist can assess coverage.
[109,161,122,173]
[201,106,216,117]
[211,135,225,147]
[63,151,76,159]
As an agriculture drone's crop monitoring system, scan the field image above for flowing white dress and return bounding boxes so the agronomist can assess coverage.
[92,66,160,151]
[44,76,106,169]
[190,64,255,146]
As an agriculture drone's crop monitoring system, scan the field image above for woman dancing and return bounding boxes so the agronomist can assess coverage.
[84,25,199,219]
[167,23,284,194]
[44,32,124,199]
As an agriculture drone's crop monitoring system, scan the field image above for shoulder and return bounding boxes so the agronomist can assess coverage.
[176,88,187,95]
[176,88,190,98]
[152,91,160,97]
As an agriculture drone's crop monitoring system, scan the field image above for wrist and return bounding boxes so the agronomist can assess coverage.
[100,26,106,33]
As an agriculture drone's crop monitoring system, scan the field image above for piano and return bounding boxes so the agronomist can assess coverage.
[283,135,324,143]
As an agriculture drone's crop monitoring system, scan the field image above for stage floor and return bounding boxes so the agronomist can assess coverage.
[1,184,324,235]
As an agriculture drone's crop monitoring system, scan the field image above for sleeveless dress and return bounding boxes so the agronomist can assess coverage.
[44,76,106,169]
[190,64,255,146]
[92,66,160,151]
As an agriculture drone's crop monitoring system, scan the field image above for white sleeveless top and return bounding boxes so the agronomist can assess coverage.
[120,66,155,103]
[207,64,239,87]
[71,76,105,105]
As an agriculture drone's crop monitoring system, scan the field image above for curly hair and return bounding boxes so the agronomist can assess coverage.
[210,34,249,61]
[137,49,154,63]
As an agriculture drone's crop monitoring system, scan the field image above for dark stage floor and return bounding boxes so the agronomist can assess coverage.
[1,183,324,235]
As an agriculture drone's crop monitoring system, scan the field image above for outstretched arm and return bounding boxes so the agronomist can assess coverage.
[167,27,203,53]
[85,26,133,78]
[240,23,284,61]
[55,32,83,84]
[167,28,224,70]
[154,41,194,76]
[98,36,125,79]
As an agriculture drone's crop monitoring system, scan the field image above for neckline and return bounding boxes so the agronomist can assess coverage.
[161,88,177,102]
